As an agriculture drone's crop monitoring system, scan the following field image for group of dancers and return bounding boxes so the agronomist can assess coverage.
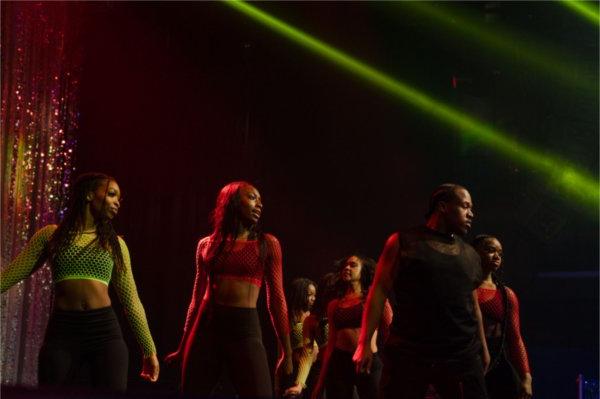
[1,173,532,399]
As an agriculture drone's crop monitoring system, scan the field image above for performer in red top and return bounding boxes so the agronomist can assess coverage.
[312,255,393,399]
[473,235,532,399]
[166,181,292,398]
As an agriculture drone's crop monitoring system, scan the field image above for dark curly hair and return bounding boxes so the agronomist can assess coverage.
[47,172,124,272]
[287,278,316,323]
[334,254,376,298]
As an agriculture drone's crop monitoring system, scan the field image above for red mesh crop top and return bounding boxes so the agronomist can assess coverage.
[332,302,364,329]
[330,299,393,343]
[477,286,531,376]
[182,234,290,341]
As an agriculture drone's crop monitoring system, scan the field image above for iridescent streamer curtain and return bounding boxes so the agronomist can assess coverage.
[1,2,81,386]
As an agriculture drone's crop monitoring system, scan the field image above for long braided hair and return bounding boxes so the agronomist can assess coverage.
[473,234,510,371]
[47,172,124,272]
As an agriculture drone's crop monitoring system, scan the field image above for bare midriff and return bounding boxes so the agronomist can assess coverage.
[211,276,261,308]
[335,327,378,353]
[54,279,111,311]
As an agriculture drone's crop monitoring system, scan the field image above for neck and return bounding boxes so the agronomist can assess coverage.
[346,281,362,296]
[236,222,254,241]
[293,310,309,323]
[482,269,495,284]
[82,207,97,232]
[425,214,451,235]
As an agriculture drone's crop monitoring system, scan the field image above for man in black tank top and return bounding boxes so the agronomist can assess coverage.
[354,184,490,399]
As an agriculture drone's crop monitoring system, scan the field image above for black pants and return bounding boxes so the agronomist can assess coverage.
[381,350,488,399]
[182,303,273,398]
[325,348,382,399]
[485,355,520,399]
[38,306,129,392]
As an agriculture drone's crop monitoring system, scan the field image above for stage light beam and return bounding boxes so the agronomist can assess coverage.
[560,0,600,26]
[401,2,597,92]
[223,0,599,211]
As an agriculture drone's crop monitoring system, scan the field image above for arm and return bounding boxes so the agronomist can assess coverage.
[505,288,532,397]
[472,289,491,373]
[354,233,399,373]
[111,238,159,382]
[292,319,319,390]
[311,300,338,399]
[263,234,293,375]
[378,300,394,345]
[1,225,56,293]
[166,238,210,361]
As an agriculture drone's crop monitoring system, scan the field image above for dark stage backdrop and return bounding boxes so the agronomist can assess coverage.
[70,3,597,398]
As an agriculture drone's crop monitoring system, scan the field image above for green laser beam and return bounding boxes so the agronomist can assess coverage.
[223,0,599,211]
[402,2,597,93]
[560,0,600,26]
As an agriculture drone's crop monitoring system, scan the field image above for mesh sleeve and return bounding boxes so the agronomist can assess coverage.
[505,287,531,376]
[294,341,318,387]
[1,225,56,293]
[112,237,157,356]
[181,238,210,336]
[378,300,393,344]
[264,234,290,338]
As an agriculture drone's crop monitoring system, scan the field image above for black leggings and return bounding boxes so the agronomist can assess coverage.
[485,355,520,399]
[325,348,382,399]
[38,306,129,391]
[381,350,487,399]
[182,303,273,398]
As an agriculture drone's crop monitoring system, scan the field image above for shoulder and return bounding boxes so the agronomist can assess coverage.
[380,232,401,261]
[31,224,58,243]
[462,240,478,255]
[263,233,282,253]
[37,224,58,236]
[197,235,212,248]
[303,314,318,328]
[386,232,400,246]
[504,286,519,303]
[462,241,481,264]
[195,235,212,260]
[263,233,280,245]
[326,298,339,313]
[117,236,129,251]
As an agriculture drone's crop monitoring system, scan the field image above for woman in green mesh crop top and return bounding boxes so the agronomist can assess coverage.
[283,278,318,398]
[1,172,159,391]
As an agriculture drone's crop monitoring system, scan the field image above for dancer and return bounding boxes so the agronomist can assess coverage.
[354,183,490,399]
[472,235,532,399]
[312,255,392,399]
[1,172,159,391]
[166,181,292,398]
[283,278,317,398]
[285,272,338,398]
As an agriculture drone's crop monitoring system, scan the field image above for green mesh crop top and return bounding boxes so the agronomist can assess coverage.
[1,225,157,356]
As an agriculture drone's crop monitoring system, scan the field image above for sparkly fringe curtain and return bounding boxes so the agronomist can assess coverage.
[1,2,82,386]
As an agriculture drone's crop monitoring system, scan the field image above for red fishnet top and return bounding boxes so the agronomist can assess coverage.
[331,299,393,344]
[182,234,289,341]
[477,286,531,376]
